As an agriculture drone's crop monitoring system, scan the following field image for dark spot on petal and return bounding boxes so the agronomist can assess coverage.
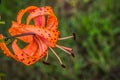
[20,58,25,61]
[38,30,40,32]
[40,34,44,37]
[21,53,24,56]
[48,34,51,37]
[41,54,44,56]
[32,59,36,62]
[27,61,31,64]
[39,8,42,10]
[27,57,29,59]
[54,38,56,40]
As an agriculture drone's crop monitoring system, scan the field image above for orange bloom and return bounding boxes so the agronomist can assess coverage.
[0,6,75,67]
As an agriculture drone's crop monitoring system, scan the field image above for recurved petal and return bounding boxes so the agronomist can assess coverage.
[33,15,45,27]
[26,6,55,25]
[9,23,33,43]
[46,15,58,30]
[22,39,38,56]
[17,6,38,24]
[0,34,18,60]
[12,39,35,65]
[12,39,25,59]
[12,39,48,66]
[24,26,59,47]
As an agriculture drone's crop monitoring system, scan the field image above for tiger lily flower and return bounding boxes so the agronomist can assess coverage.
[0,6,75,67]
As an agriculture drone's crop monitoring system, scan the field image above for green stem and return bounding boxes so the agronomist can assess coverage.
[0,21,5,24]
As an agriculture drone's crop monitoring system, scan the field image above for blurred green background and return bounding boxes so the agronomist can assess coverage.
[0,0,120,80]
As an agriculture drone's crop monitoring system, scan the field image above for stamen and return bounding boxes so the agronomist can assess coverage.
[42,61,50,65]
[49,47,65,67]
[61,64,66,68]
[42,52,50,65]
[59,45,73,51]
[71,53,75,57]
[58,36,73,40]
[56,44,74,56]
[45,52,48,62]
[58,45,75,57]
[72,32,76,40]
[58,33,76,40]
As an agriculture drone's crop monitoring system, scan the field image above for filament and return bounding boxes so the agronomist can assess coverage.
[45,51,48,62]
[58,36,73,40]
[58,45,73,51]
[49,47,63,65]
[43,52,50,65]
[42,51,50,65]
[56,44,72,55]
[58,33,76,40]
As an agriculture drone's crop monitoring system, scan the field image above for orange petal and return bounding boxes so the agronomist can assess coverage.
[9,22,33,43]
[12,39,25,59]
[34,36,48,60]
[22,39,38,56]
[12,39,47,66]
[17,6,38,24]
[34,35,48,55]
[46,15,58,30]
[26,6,55,25]
[0,34,18,60]
[33,15,45,27]
[25,26,59,47]
[12,39,35,65]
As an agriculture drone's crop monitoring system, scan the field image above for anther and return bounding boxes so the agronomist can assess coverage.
[49,47,64,66]
[59,34,61,38]
[61,64,66,68]
[72,33,76,40]
[71,53,75,57]
[42,61,50,65]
